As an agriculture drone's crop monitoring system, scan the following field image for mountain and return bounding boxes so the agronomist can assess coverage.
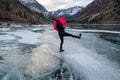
[96,0,120,23]
[0,0,49,24]
[49,6,84,19]
[18,0,50,18]
[73,0,120,23]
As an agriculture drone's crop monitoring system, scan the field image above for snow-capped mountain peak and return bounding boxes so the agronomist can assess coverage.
[50,6,84,19]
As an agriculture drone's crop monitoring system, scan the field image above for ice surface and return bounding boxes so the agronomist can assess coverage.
[42,29,120,80]
[62,48,120,80]
[0,25,120,80]
[61,34,120,80]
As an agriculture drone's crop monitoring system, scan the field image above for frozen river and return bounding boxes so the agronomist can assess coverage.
[0,24,120,80]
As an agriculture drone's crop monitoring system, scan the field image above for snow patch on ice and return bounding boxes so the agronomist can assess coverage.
[0,34,16,40]
[5,30,42,44]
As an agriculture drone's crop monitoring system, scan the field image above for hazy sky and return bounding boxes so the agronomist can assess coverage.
[36,0,93,11]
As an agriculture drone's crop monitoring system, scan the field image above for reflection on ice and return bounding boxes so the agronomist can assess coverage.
[26,45,60,76]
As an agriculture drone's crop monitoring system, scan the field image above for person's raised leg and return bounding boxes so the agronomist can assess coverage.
[64,32,81,39]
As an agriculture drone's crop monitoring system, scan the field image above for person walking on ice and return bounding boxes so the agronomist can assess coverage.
[54,18,81,52]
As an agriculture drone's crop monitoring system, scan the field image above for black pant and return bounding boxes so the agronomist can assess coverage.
[58,32,79,51]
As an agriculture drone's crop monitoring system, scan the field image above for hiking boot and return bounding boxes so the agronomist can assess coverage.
[59,49,64,52]
[79,33,82,39]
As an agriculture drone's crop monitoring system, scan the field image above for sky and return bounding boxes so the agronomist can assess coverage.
[36,0,94,11]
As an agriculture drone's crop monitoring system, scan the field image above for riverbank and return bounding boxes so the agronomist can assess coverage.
[67,24,120,31]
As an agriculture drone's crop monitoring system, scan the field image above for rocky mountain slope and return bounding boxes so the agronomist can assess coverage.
[50,6,83,19]
[96,0,120,23]
[18,0,50,18]
[74,0,120,24]
[0,0,49,24]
